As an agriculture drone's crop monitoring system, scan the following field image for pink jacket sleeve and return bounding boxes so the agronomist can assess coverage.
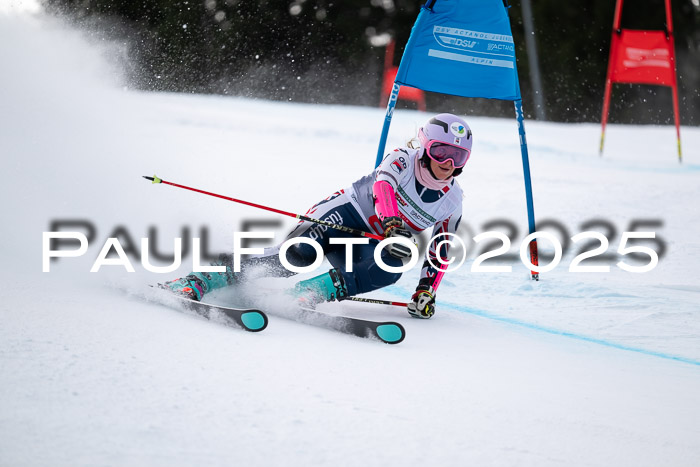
[372,180,399,222]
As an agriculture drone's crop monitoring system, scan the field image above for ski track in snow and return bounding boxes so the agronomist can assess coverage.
[1,9,700,467]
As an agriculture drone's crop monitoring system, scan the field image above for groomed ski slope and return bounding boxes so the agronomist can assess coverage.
[2,10,700,467]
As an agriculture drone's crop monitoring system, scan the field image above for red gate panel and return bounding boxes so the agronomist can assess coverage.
[600,0,681,161]
[610,30,675,86]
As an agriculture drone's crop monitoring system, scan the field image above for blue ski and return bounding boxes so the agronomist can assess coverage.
[159,293,268,332]
[297,306,405,344]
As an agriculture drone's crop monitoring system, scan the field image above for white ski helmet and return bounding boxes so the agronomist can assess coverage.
[418,113,473,169]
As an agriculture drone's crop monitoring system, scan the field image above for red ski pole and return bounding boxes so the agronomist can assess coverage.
[143,175,385,241]
[345,296,408,307]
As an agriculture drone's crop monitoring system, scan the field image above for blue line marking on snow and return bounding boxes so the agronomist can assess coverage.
[383,286,700,367]
[447,302,700,367]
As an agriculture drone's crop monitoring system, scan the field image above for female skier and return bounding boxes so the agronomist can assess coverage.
[164,113,471,319]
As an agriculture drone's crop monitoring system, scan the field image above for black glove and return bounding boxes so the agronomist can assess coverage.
[407,284,435,319]
[381,216,416,259]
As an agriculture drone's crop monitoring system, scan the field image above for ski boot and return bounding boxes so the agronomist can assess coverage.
[162,255,236,301]
[291,268,348,308]
[161,274,207,301]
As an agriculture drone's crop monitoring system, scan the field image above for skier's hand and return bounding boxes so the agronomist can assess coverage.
[381,216,416,259]
[407,285,435,319]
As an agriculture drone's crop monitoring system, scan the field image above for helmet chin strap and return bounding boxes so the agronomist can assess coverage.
[416,153,452,190]
[422,152,443,180]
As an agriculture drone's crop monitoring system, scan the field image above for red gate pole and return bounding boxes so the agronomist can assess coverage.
[600,0,682,161]
[600,0,625,155]
[665,0,682,161]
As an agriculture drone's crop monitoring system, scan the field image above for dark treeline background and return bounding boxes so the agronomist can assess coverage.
[45,0,700,125]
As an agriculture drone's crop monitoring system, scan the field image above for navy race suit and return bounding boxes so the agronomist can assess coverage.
[242,147,463,296]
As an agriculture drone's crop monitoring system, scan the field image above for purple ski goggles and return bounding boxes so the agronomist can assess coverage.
[419,131,471,168]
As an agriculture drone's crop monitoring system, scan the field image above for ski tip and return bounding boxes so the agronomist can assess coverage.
[240,311,268,332]
[375,322,405,344]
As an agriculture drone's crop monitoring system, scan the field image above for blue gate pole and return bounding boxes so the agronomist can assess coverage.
[375,3,434,168]
[374,82,401,168]
[514,98,539,280]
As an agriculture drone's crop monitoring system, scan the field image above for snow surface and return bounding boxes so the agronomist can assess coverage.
[2,9,700,467]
